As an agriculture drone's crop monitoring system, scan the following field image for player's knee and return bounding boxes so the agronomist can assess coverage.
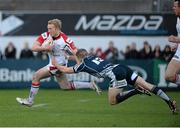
[32,73,40,81]
[165,73,175,82]
[58,82,71,90]
[108,94,118,105]
[108,87,121,105]
[109,99,117,105]
[60,86,70,90]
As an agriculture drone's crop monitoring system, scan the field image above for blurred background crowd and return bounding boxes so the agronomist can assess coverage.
[0,40,174,63]
[0,0,176,63]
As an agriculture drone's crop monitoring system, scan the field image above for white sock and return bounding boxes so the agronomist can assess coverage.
[72,81,93,89]
[28,87,39,103]
[28,83,40,103]
[175,74,180,84]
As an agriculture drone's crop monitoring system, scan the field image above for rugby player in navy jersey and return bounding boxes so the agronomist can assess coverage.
[52,49,177,114]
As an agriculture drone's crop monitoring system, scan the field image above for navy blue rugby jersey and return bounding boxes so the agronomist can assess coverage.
[73,55,116,80]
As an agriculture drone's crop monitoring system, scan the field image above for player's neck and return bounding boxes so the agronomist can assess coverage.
[52,32,61,40]
[54,31,61,38]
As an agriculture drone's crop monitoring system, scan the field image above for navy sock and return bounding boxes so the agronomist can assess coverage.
[116,89,139,104]
[152,87,170,104]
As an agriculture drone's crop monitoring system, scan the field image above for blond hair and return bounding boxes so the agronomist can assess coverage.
[48,19,62,30]
[76,49,88,60]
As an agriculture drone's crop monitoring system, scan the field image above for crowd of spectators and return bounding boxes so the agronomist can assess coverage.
[0,40,175,63]
[88,40,175,63]
[0,41,48,60]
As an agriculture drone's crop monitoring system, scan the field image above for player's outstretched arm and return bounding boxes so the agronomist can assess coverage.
[68,48,81,64]
[52,57,74,73]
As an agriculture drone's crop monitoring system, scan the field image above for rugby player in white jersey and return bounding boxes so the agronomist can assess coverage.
[16,19,101,107]
[165,0,180,85]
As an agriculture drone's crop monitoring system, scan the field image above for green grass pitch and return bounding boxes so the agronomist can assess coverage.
[0,89,179,127]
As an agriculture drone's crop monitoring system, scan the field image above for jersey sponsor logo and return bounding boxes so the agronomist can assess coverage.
[41,32,48,39]
[92,57,104,65]
[66,38,76,50]
[75,15,163,31]
[66,38,73,44]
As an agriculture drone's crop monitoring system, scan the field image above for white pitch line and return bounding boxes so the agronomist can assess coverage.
[78,99,91,103]
[32,103,47,108]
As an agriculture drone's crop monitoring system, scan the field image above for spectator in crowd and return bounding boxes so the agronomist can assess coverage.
[128,42,139,59]
[124,45,131,59]
[104,41,119,63]
[4,41,16,59]
[119,50,125,60]
[20,42,34,59]
[0,48,3,60]
[139,41,153,59]
[152,44,162,59]
[162,45,175,62]
[89,47,95,56]
[95,47,105,59]
[36,52,48,60]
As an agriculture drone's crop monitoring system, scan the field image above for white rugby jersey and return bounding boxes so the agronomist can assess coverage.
[36,32,76,66]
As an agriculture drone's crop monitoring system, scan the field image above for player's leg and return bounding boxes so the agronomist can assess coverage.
[55,74,101,94]
[165,58,180,84]
[135,76,177,114]
[29,66,51,102]
[108,65,150,105]
[108,87,148,105]
[108,87,122,105]
[16,66,51,106]
[55,73,71,89]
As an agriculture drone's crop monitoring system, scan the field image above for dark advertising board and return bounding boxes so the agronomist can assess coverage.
[1,12,177,36]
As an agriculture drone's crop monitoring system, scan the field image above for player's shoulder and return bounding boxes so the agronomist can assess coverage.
[60,31,67,37]
[84,55,95,62]
[87,55,97,59]
[40,32,50,39]
[60,32,74,45]
[60,32,69,40]
[36,32,50,43]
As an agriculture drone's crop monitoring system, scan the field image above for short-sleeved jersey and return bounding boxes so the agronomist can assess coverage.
[73,56,114,78]
[73,56,116,81]
[36,32,76,65]
[73,55,138,86]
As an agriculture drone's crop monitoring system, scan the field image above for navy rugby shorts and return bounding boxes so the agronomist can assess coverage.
[112,65,138,85]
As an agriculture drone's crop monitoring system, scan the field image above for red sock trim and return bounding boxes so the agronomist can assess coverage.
[49,66,57,70]
[175,74,179,82]
[69,82,75,90]
[32,82,40,88]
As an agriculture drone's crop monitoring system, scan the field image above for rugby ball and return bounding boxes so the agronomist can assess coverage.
[42,39,53,47]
